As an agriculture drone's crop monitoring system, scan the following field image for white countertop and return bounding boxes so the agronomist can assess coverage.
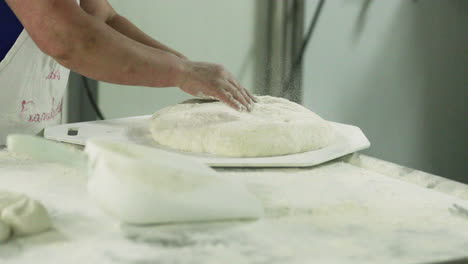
[0,150,467,264]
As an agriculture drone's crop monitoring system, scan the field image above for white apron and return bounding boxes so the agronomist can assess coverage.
[0,3,81,146]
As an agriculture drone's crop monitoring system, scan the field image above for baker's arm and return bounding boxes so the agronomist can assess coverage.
[5,0,254,111]
[80,0,187,59]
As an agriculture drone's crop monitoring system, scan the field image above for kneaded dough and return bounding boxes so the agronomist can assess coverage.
[0,190,52,238]
[85,139,263,224]
[150,96,335,157]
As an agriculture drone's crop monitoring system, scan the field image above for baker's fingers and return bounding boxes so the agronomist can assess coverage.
[229,79,253,106]
[224,71,254,105]
[222,81,251,111]
[228,80,253,110]
[237,82,256,106]
[215,88,246,111]
[227,74,257,103]
[244,87,258,103]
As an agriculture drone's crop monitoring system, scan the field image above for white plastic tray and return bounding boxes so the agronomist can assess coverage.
[44,115,370,167]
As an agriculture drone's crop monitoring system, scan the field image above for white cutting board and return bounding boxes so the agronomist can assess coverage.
[44,115,370,167]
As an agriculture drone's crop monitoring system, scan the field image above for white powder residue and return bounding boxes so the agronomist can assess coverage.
[0,151,468,264]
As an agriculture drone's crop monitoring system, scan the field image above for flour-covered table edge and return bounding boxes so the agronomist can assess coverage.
[341,153,468,201]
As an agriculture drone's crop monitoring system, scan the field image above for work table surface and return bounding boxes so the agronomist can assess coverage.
[0,150,467,264]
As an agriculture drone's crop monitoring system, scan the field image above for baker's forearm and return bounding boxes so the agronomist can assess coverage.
[107,14,187,59]
[6,0,254,111]
[55,14,186,88]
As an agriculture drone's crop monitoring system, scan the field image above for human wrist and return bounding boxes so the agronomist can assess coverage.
[173,58,191,88]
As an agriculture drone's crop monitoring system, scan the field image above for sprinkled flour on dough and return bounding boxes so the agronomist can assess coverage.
[150,96,335,157]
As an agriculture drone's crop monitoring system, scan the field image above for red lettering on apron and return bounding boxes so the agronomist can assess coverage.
[46,69,61,80]
[21,100,35,112]
[21,97,63,122]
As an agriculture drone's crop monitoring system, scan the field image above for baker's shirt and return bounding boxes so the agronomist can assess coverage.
[0,1,24,61]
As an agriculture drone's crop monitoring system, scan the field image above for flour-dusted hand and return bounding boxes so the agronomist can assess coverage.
[177,61,257,112]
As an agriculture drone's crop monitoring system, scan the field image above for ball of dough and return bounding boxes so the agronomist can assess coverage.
[150,96,335,157]
[0,191,52,236]
[0,220,11,242]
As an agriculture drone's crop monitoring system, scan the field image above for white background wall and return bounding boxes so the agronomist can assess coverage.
[98,0,260,119]
[303,0,467,181]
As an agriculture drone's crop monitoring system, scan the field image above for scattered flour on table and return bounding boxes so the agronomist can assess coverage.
[114,162,468,264]
[1,150,468,264]
[149,96,335,157]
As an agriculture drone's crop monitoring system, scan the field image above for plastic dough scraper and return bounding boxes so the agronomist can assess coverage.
[6,135,263,225]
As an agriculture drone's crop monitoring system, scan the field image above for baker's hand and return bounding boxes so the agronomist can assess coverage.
[177,61,257,111]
